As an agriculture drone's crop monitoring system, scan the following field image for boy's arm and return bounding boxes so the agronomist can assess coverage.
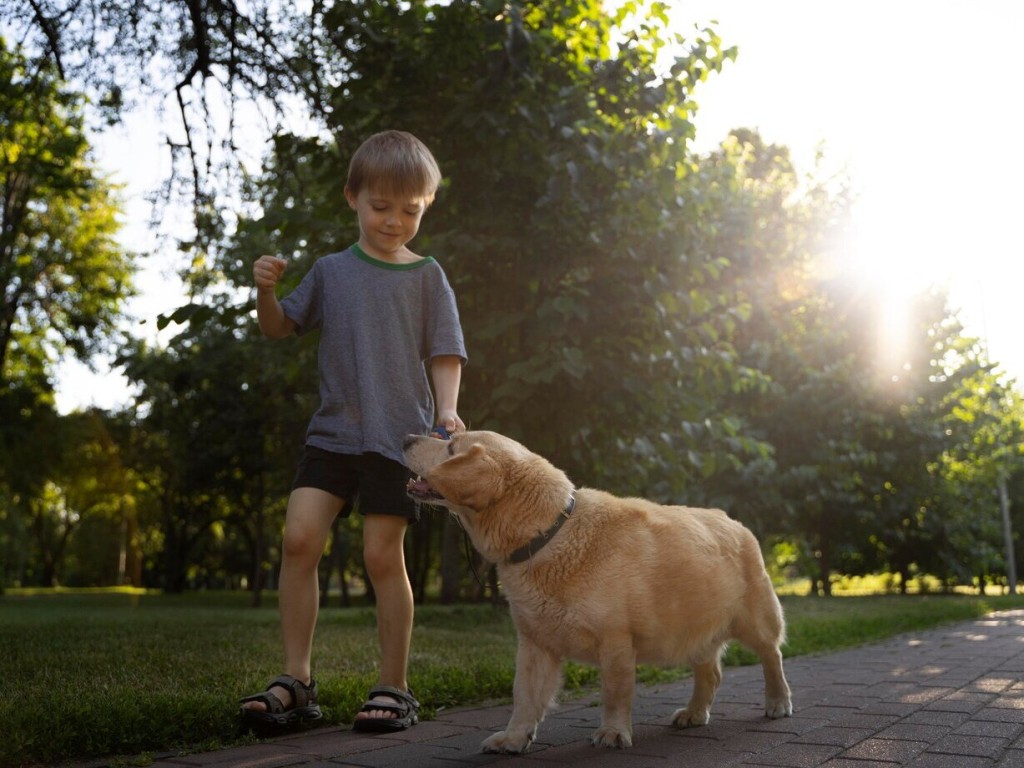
[431,355,465,433]
[254,255,295,339]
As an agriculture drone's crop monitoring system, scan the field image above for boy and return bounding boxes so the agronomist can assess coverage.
[240,130,467,732]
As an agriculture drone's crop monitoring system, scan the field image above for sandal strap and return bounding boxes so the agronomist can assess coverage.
[269,675,318,709]
[239,674,317,713]
[363,685,419,714]
[239,689,286,713]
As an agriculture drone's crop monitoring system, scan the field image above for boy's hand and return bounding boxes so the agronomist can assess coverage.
[254,255,287,292]
[433,411,465,439]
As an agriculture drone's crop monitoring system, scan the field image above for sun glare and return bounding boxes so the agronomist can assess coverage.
[842,200,948,380]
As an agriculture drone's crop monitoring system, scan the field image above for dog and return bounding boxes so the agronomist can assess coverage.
[403,430,792,753]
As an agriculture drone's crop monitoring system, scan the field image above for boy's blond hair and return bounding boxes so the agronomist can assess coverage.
[345,130,442,204]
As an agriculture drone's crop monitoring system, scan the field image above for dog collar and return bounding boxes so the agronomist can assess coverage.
[506,491,576,565]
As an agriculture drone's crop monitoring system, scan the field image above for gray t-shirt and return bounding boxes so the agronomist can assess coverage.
[280,244,467,464]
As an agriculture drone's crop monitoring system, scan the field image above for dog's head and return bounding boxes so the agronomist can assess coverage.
[403,430,574,563]
[403,430,530,510]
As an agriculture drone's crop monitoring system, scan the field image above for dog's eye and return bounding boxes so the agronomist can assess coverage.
[447,442,455,456]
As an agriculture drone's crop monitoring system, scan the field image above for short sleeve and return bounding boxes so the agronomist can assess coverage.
[280,260,324,336]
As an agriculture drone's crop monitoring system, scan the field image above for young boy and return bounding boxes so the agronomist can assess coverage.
[240,130,467,732]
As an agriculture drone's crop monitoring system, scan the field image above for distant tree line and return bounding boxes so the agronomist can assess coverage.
[1,1,1021,600]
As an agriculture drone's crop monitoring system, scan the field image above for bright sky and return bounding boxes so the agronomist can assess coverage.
[54,0,1024,412]
[677,0,1024,382]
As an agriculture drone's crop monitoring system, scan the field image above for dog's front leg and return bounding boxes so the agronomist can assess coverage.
[592,643,637,748]
[481,637,562,754]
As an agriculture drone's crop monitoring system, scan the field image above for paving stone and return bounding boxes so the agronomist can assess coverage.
[791,727,876,748]
[954,719,1024,739]
[873,723,950,743]
[903,710,971,728]
[994,749,1024,768]
[840,738,929,763]
[926,733,1009,758]
[733,742,841,767]
[906,754,994,768]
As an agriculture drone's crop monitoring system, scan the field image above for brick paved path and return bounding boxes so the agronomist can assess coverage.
[151,610,1024,768]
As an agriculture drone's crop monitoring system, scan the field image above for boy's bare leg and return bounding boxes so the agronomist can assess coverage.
[243,487,341,711]
[355,513,414,722]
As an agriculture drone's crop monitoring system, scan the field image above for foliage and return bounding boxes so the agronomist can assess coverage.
[0,40,135,588]
[676,129,1018,595]
[3,590,1023,767]
[0,0,321,244]
[220,0,744,496]
[116,297,312,593]
[940,366,1024,585]
[0,1,1019,603]
[0,39,133,384]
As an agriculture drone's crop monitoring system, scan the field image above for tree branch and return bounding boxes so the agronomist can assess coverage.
[24,0,66,79]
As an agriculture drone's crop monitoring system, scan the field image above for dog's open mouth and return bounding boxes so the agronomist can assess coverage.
[407,476,445,503]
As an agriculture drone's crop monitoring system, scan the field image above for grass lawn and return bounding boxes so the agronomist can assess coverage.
[2,590,1023,767]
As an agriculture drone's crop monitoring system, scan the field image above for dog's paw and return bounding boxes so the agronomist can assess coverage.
[766,696,793,719]
[481,730,533,754]
[591,725,633,749]
[671,706,711,728]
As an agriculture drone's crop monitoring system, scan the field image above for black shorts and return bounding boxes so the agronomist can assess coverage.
[292,446,419,522]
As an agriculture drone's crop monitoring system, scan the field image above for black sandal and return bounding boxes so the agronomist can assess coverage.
[351,685,419,732]
[239,674,323,732]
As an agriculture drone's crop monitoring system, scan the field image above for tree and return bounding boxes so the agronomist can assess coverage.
[0,39,134,391]
[25,410,135,586]
[675,130,865,593]
[296,1,742,488]
[1,0,324,244]
[844,291,980,592]
[183,0,745,598]
[0,41,134,587]
[942,366,1024,592]
[119,293,312,594]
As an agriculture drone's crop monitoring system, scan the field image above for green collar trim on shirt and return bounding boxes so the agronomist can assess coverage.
[351,243,435,270]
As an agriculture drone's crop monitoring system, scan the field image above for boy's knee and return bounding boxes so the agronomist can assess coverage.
[363,539,405,581]
[282,527,322,563]
[364,545,399,580]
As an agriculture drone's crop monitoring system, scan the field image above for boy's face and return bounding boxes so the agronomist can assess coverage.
[345,186,429,261]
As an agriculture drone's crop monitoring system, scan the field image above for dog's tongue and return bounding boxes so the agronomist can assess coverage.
[407,475,445,501]
[408,477,432,495]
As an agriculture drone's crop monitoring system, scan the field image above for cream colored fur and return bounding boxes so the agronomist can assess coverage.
[403,430,792,753]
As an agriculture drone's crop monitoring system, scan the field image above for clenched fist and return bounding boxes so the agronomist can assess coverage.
[253,255,287,292]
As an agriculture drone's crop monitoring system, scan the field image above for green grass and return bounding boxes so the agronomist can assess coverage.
[2,590,1023,768]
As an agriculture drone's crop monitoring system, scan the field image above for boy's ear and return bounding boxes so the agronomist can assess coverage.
[344,187,358,209]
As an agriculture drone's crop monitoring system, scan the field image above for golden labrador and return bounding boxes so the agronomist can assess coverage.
[403,430,792,753]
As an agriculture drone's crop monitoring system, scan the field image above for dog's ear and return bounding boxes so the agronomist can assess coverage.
[428,444,504,510]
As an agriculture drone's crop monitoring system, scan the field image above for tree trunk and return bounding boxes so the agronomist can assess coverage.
[998,475,1017,594]
[440,520,463,604]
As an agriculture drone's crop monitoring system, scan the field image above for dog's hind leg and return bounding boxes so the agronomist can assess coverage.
[755,641,792,718]
[732,590,793,719]
[671,650,723,728]
[481,637,562,754]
